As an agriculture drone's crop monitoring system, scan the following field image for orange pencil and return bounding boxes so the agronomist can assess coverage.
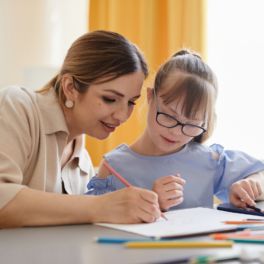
[210,233,264,240]
[222,221,264,224]
[103,162,168,221]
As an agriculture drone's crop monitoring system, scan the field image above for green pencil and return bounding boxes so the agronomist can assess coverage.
[227,237,264,243]
[189,253,239,263]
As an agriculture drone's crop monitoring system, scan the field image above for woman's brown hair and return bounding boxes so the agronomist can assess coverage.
[154,49,218,143]
[37,30,148,105]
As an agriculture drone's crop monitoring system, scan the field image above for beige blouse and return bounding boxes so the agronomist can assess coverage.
[0,86,94,210]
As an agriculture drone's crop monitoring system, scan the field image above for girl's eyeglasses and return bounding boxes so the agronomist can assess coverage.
[153,88,207,137]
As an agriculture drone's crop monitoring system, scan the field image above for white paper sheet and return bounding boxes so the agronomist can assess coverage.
[96,207,264,238]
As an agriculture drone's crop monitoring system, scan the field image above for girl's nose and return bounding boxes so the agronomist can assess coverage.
[168,124,183,135]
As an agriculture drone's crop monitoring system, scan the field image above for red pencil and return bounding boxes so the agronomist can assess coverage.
[103,162,168,221]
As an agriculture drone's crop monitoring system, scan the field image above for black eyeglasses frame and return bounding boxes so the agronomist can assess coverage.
[153,88,207,137]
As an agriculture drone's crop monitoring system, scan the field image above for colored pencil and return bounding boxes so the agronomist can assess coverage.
[243,218,264,221]
[237,226,264,231]
[94,237,159,243]
[189,254,240,263]
[151,255,203,264]
[123,241,234,248]
[227,237,264,243]
[244,230,264,235]
[212,230,264,236]
[247,204,264,213]
[222,221,264,224]
[211,233,264,240]
[103,162,168,220]
[190,251,264,264]
[238,224,264,227]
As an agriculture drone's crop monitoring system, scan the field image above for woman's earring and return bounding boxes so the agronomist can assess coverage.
[65,100,74,108]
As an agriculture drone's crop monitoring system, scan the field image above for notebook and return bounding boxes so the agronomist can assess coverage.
[95,207,264,238]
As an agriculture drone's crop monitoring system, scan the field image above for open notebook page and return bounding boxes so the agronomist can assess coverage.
[96,207,264,238]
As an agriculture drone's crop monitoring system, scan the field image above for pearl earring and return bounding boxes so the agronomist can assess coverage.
[65,100,74,108]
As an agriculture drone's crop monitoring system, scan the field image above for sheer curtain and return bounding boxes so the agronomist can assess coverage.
[207,0,264,160]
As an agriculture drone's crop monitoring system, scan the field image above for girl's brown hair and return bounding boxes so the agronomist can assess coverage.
[37,30,148,105]
[154,49,218,143]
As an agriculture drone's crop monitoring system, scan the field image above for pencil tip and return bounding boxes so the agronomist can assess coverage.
[93,237,98,242]
[160,212,168,220]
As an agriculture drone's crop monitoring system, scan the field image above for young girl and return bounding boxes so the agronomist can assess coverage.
[86,50,264,212]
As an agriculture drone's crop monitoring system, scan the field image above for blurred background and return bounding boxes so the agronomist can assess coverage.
[1,0,264,169]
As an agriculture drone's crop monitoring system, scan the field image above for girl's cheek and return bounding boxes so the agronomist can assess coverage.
[154,123,164,135]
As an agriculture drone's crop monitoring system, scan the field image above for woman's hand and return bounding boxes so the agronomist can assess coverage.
[229,178,263,209]
[152,174,185,212]
[92,187,161,224]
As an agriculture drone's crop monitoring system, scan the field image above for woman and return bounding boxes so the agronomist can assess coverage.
[0,30,160,228]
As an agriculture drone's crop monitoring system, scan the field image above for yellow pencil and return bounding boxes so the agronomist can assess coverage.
[124,240,234,248]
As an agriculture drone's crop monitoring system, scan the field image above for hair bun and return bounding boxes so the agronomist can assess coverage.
[172,49,203,61]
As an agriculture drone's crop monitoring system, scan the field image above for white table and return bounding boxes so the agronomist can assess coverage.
[1,201,264,264]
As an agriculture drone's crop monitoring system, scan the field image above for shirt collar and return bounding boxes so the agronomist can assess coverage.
[37,88,69,135]
[72,135,90,174]
[37,89,90,174]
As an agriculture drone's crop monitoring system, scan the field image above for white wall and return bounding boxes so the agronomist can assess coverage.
[207,0,264,159]
[0,0,89,90]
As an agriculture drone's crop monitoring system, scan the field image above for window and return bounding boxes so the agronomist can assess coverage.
[207,0,264,159]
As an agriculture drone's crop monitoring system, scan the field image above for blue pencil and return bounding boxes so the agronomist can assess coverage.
[94,237,163,243]
[237,226,264,231]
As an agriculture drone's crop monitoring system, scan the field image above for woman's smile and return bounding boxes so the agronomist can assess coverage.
[101,121,119,132]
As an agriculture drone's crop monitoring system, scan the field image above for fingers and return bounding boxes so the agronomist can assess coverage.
[249,180,262,200]
[229,181,257,209]
[97,187,161,224]
[153,177,185,194]
[137,197,160,222]
[256,181,263,198]
[138,187,159,205]
[244,184,255,203]
[237,180,259,206]
[156,181,183,200]
[229,191,248,209]
[161,189,183,200]
[165,181,183,191]
[239,188,256,206]
[167,197,184,208]
[152,175,186,211]
[137,188,161,220]
[158,175,186,185]
[162,197,184,211]
[136,208,157,223]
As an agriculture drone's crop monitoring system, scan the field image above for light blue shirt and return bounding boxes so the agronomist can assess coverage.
[86,141,264,209]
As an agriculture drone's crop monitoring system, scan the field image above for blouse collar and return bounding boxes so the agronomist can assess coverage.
[37,88,90,175]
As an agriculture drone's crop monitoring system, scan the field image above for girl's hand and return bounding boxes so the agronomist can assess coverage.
[152,174,185,212]
[92,187,161,224]
[229,178,263,209]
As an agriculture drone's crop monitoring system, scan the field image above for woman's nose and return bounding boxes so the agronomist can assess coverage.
[112,104,129,123]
